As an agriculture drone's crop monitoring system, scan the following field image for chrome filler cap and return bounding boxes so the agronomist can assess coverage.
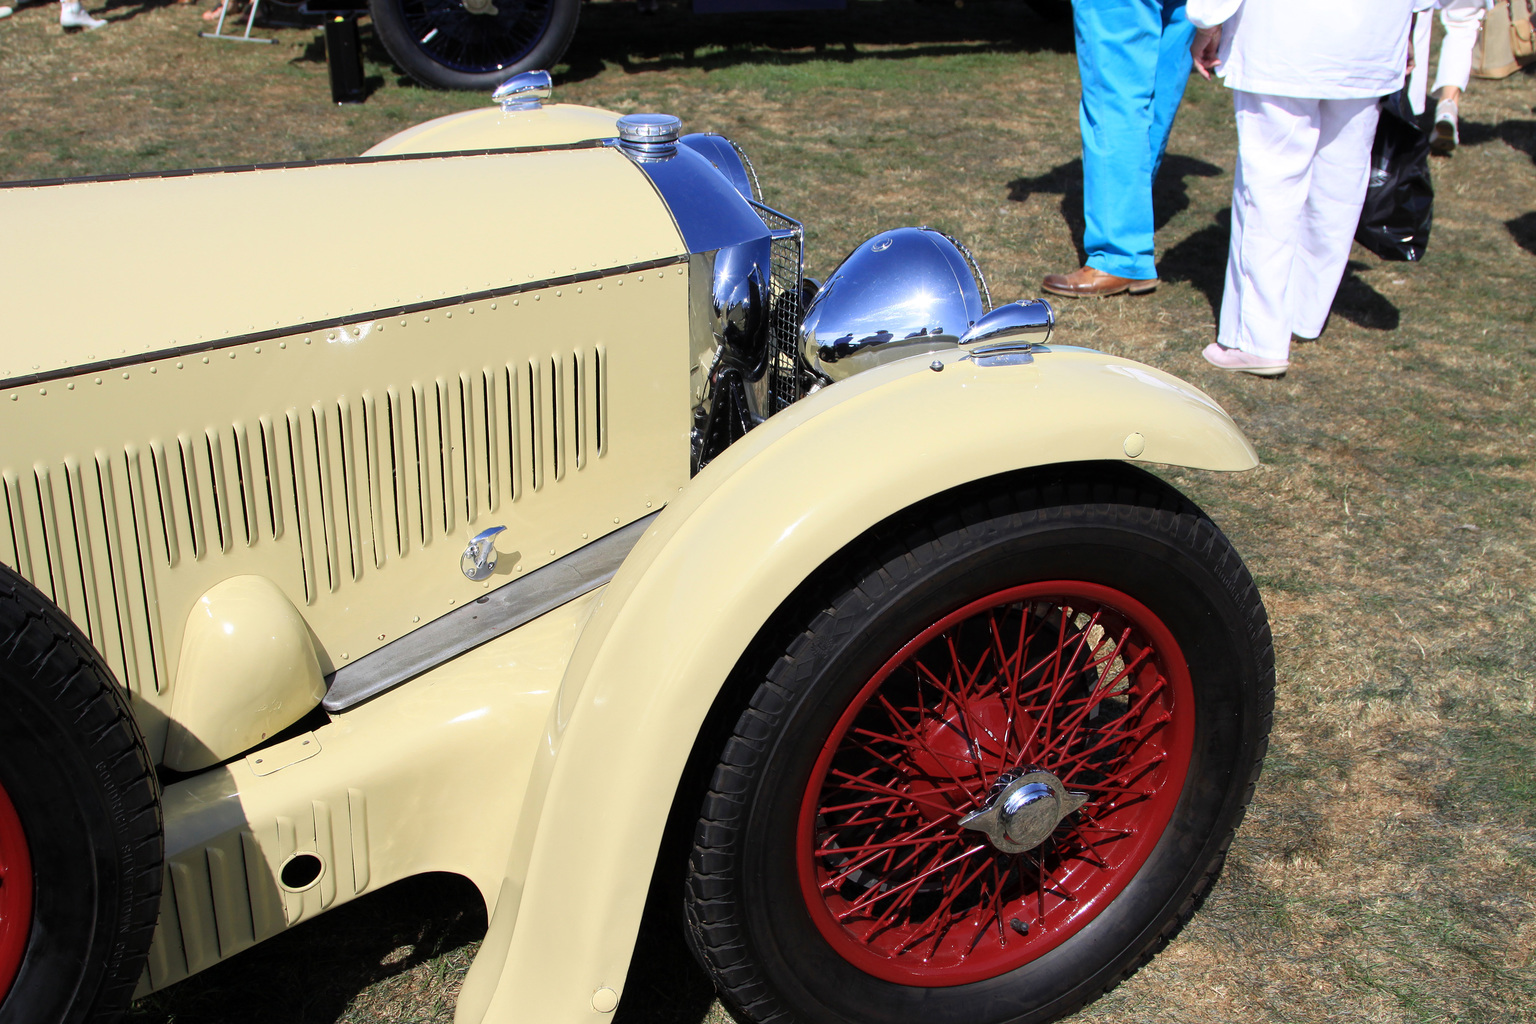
[617,113,682,158]
[492,70,552,112]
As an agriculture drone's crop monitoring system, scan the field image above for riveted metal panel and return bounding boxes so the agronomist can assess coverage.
[0,266,690,764]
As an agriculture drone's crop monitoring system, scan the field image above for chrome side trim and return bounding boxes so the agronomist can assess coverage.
[322,513,659,712]
[0,255,686,391]
[0,139,608,191]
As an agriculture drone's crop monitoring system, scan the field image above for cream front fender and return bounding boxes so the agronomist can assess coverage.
[455,347,1257,1024]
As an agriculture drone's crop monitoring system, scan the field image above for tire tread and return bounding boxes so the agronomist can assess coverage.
[0,564,163,1024]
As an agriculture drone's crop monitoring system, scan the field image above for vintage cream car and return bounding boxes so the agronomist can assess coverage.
[0,74,1273,1024]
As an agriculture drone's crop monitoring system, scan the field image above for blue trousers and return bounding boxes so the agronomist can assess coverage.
[1074,0,1195,281]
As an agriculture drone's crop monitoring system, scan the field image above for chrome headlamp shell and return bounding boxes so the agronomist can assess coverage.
[800,227,989,382]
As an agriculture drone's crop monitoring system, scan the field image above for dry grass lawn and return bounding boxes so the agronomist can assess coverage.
[3,2,1533,1022]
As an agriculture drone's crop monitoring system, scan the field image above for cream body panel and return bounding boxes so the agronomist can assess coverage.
[138,588,598,995]
[459,347,1257,1024]
[163,575,326,771]
[0,147,681,380]
[0,267,692,762]
[363,104,623,157]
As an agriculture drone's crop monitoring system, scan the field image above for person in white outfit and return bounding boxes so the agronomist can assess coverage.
[1428,0,1493,152]
[0,0,108,28]
[1187,0,1416,376]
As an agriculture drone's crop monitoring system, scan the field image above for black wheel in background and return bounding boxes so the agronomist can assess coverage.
[684,466,1274,1024]
[369,0,581,91]
[0,564,162,1024]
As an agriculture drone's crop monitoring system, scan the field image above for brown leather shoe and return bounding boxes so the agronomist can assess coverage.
[1040,266,1158,298]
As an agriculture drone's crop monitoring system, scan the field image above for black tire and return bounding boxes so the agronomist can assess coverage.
[684,466,1273,1024]
[0,564,162,1024]
[368,0,581,91]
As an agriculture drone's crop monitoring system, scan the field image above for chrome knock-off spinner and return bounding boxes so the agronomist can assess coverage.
[958,769,1088,854]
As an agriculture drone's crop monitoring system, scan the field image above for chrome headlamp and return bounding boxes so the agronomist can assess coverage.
[800,227,989,382]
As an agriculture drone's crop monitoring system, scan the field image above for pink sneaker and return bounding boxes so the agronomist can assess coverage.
[1201,342,1288,377]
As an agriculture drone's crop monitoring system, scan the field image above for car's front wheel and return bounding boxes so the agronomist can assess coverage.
[684,467,1273,1024]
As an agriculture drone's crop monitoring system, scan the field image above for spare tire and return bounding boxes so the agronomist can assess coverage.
[369,0,581,91]
[0,564,162,1024]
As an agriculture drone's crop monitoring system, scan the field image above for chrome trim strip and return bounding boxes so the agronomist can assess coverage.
[0,255,688,391]
[323,513,659,712]
[0,139,609,191]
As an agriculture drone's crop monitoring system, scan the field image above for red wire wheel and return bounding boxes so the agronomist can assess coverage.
[683,471,1274,1024]
[796,582,1194,986]
[0,776,32,1003]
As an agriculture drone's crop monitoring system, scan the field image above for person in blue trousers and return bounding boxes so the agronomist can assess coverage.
[1042,0,1195,298]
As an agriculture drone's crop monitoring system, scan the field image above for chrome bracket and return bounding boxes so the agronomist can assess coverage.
[461,526,508,581]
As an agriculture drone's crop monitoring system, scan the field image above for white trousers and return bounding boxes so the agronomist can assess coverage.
[1217,92,1382,360]
[1409,8,1435,113]
[1432,3,1488,95]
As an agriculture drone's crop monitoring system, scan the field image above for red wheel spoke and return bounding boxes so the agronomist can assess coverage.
[909,659,989,769]
[873,694,987,810]
[816,821,954,861]
[836,842,989,921]
[1049,711,1171,782]
[895,854,996,956]
[798,582,1195,986]
[820,794,921,815]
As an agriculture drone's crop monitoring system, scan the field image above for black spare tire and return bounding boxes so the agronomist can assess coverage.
[0,563,162,1024]
[369,0,581,91]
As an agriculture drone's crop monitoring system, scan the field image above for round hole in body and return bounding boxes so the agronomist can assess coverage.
[279,852,325,893]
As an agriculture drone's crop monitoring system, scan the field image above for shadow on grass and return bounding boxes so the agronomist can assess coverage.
[559,0,1073,83]
[1453,118,1536,165]
[1006,153,1222,265]
[96,0,188,25]
[128,873,487,1024]
[1156,206,1227,315]
[1333,259,1399,331]
[293,22,416,92]
[1508,211,1536,256]
[1158,221,1400,333]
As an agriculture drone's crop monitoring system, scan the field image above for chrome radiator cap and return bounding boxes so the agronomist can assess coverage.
[616,113,682,159]
[800,227,988,382]
[491,69,552,112]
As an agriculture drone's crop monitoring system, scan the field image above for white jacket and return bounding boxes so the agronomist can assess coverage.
[1187,0,1417,99]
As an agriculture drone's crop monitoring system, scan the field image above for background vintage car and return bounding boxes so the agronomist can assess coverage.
[0,76,1272,1024]
[288,0,1071,92]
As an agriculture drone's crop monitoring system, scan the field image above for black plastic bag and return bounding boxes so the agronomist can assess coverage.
[1355,89,1433,261]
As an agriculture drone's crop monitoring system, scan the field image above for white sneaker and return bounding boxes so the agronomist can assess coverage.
[0,5,14,17]
[59,0,106,28]
[1431,98,1458,154]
